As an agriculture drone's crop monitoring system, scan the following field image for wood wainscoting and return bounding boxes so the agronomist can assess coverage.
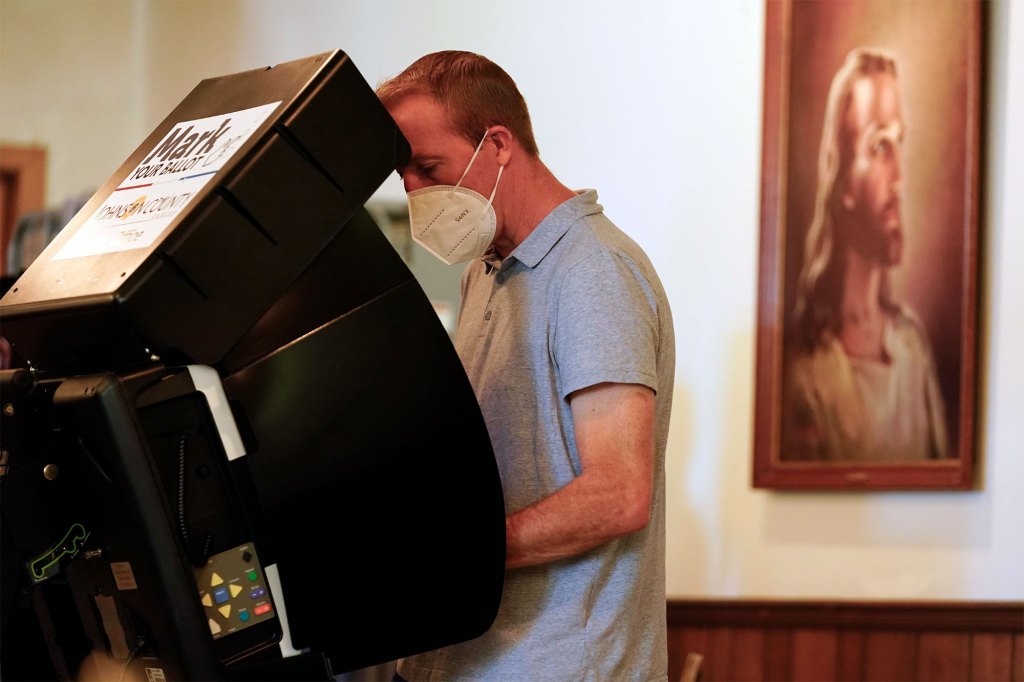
[667,599,1024,682]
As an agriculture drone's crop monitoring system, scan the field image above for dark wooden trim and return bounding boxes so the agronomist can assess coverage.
[667,599,1024,633]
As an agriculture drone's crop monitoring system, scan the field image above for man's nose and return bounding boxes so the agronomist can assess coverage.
[403,175,427,193]
[891,145,903,191]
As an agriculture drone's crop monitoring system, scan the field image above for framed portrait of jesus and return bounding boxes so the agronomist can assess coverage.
[752,0,982,490]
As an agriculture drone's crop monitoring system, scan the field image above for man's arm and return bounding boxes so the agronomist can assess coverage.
[503,382,655,570]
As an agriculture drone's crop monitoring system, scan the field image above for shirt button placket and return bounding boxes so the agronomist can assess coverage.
[485,270,502,323]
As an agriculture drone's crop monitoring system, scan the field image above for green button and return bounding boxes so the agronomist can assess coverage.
[246,569,258,581]
[239,610,250,623]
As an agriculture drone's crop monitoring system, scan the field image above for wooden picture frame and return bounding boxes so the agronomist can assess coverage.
[752,0,982,489]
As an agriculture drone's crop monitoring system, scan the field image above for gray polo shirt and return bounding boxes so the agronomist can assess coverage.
[399,190,674,681]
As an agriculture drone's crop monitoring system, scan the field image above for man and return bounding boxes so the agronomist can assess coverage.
[785,47,948,461]
[376,52,675,680]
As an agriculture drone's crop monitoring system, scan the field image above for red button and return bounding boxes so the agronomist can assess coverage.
[254,603,272,616]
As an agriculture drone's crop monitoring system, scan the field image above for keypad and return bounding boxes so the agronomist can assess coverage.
[194,544,274,638]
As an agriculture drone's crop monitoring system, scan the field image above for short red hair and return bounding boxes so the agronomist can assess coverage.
[377,51,540,157]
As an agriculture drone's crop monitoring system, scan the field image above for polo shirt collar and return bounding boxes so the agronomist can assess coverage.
[505,189,604,269]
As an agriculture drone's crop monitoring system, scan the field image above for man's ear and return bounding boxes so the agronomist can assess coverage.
[487,126,515,167]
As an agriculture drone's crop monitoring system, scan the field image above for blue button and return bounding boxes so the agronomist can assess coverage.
[239,610,250,623]
[250,587,266,599]
[213,587,229,604]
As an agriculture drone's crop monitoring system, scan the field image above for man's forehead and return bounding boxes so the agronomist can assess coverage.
[390,95,466,149]
[847,74,903,136]
[389,93,448,129]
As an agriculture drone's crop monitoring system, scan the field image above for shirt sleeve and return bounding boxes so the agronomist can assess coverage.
[553,249,661,400]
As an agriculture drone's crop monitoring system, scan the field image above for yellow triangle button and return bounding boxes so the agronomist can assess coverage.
[210,573,224,587]
[201,593,213,607]
[229,584,243,598]
[218,604,232,619]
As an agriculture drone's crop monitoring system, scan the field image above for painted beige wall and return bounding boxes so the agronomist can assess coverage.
[2,0,1021,600]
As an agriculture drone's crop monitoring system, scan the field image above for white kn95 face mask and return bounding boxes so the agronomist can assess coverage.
[406,131,504,265]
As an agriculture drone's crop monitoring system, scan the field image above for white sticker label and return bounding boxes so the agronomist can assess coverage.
[109,561,138,590]
[145,667,167,682]
[53,101,281,261]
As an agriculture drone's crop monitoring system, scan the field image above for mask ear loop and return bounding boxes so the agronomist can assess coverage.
[481,164,504,215]
[447,129,492,199]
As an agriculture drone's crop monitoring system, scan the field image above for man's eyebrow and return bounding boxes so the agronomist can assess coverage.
[397,154,442,177]
[409,154,443,165]
[865,120,904,140]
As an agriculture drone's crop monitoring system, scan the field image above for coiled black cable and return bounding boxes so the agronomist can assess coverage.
[176,434,191,561]
[176,434,213,566]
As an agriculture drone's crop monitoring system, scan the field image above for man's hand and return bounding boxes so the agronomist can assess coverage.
[503,382,655,570]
